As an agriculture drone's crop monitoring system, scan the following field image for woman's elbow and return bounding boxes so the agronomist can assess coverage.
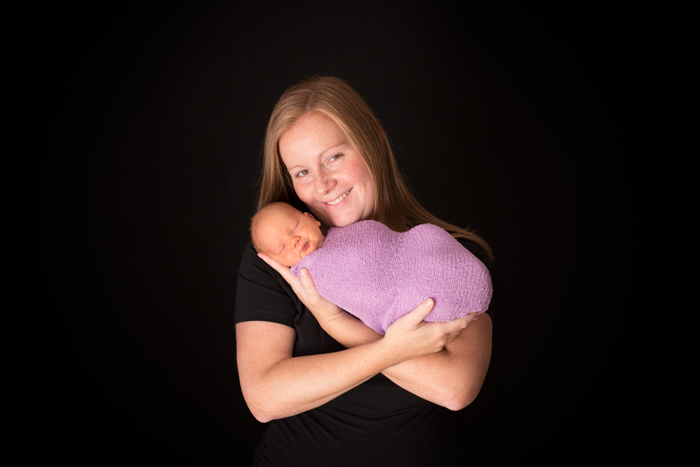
[444,394,475,411]
[250,408,274,424]
[246,398,279,423]
[241,390,280,423]
[443,385,482,411]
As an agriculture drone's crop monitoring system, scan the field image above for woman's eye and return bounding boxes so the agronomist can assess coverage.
[296,170,308,178]
[329,154,343,162]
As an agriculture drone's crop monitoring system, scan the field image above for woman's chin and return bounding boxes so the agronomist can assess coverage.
[328,216,355,228]
[331,209,371,228]
[316,204,367,228]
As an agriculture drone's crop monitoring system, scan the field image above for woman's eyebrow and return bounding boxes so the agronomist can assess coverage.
[321,141,346,156]
[286,141,348,170]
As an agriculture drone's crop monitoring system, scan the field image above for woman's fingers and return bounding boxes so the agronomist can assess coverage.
[297,268,324,305]
[298,268,314,289]
[401,298,435,325]
[396,299,473,334]
[443,317,469,344]
[387,300,472,352]
[452,317,470,330]
[385,299,457,359]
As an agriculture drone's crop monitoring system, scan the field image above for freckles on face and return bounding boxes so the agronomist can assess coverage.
[279,113,376,228]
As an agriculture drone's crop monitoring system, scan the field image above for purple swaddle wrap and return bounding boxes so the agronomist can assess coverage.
[290,220,492,334]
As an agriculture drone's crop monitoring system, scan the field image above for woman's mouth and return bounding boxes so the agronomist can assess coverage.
[326,189,351,205]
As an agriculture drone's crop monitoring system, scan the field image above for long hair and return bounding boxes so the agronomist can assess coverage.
[257,76,493,261]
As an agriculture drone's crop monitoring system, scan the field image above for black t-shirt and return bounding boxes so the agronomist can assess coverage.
[235,237,491,467]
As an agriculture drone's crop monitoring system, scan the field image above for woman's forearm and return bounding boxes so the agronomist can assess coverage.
[236,317,450,423]
[247,346,393,421]
[238,322,387,422]
[316,310,493,410]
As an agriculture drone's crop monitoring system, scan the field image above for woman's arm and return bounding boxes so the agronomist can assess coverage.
[304,292,492,410]
[236,295,467,422]
[258,255,491,411]
[383,315,492,410]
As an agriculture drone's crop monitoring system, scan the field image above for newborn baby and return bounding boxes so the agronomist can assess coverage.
[251,202,327,268]
[251,202,492,334]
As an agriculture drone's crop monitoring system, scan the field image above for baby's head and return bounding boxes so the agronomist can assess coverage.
[251,202,326,267]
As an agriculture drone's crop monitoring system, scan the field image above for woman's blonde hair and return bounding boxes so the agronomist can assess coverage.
[257,76,493,261]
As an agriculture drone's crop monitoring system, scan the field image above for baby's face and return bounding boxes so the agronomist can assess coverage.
[256,205,325,267]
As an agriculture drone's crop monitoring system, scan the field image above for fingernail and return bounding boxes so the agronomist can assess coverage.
[301,269,309,278]
[424,298,433,308]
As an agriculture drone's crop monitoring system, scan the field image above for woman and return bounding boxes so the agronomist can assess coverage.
[235,76,493,466]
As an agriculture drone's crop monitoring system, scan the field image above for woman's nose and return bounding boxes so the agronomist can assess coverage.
[315,169,336,194]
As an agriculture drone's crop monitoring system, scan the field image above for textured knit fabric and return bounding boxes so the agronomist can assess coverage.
[291,220,492,334]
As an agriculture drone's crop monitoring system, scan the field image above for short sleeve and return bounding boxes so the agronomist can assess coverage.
[235,242,299,328]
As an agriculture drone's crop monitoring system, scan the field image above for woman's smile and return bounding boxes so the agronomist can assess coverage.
[325,188,351,206]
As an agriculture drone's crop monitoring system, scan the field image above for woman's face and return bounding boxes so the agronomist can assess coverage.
[279,112,376,228]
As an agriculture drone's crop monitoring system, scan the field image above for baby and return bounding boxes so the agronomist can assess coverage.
[251,202,327,267]
[251,202,492,334]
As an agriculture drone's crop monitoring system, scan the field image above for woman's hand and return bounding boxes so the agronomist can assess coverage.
[381,299,475,360]
[257,253,345,322]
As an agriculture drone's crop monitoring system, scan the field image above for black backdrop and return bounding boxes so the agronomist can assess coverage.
[44,2,639,465]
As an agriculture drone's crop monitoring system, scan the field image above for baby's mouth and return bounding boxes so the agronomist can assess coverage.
[301,242,310,254]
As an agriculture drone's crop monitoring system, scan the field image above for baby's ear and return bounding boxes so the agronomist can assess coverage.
[304,212,321,226]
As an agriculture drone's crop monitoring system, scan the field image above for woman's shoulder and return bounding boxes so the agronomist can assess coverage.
[237,241,267,274]
[456,237,492,271]
[235,242,300,327]
[237,242,281,285]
